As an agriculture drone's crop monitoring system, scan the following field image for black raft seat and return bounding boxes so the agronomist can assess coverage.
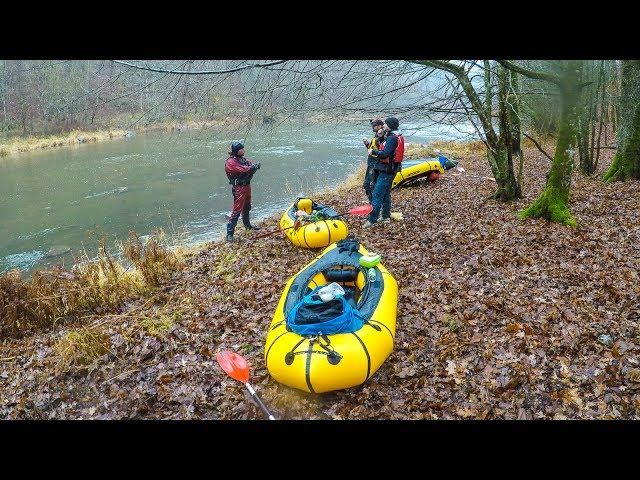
[323,267,359,283]
[322,267,360,307]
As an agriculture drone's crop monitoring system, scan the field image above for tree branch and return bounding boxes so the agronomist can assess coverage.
[522,132,554,161]
[496,60,560,86]
[410,60,499,148]
[409,59,464,75]
[112,60,288,75]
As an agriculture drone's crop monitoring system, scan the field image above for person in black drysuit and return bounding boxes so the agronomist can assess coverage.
[363,117,400,226]
[362,119,386,203]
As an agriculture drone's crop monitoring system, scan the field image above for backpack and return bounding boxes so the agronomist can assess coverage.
[286,285,365,336]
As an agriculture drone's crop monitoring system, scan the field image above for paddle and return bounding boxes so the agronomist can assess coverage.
[252,204,373,240]
[252,218,302,239]
[216,350,276,420]
[335,204,373,217]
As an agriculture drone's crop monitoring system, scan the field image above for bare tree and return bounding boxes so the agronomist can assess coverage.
[603,60,640,182]
[499,60,585,226]
[410,60,522,201]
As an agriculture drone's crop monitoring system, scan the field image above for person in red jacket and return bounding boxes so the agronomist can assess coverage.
[224,141,261,242]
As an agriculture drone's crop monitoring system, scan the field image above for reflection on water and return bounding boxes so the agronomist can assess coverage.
[0,121,474,274]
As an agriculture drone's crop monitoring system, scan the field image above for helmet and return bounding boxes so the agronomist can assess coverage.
[231,141,244,155]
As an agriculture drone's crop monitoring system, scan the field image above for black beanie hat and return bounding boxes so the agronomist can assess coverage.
[385,117,399,131]
[231,141,244,155]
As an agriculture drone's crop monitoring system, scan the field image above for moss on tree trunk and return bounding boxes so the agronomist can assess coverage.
[604,60,640,182]
[519,61,581,226]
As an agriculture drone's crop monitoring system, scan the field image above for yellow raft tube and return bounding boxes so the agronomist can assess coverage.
[279,198,348,249]
[392,158,444,189]
[264,238,398,393]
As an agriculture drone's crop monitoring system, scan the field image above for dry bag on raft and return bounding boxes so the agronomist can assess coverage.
[286,284,365,336]
[438,154,459,170]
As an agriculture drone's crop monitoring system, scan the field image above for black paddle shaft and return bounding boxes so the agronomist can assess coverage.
[245,383,276,420]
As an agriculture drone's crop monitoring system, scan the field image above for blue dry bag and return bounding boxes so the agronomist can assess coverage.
[286,285,365,336]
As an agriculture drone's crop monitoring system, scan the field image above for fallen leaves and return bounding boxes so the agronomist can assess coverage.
[1,142,639,420]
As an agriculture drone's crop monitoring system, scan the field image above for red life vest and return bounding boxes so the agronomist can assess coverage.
[379,133,405,164]
[394,133,405,163]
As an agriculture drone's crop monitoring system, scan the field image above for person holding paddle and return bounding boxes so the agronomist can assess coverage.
[225,141,261,242]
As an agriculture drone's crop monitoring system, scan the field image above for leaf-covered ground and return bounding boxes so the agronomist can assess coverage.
[1,145,639,419]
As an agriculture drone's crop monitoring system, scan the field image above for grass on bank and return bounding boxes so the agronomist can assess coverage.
[0,129,128,157]
[53,327,111,368]
[404,140,486,160]
[0,117,232,158]
[0,231,183,340]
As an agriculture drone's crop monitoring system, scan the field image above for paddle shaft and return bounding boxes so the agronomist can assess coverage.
[245,382,276,420]
[252,221,300,239]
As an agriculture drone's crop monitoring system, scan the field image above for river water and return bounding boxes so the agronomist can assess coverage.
[0,121,474,274]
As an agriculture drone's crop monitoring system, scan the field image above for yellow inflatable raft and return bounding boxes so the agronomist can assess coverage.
[279,198,348,249]
[392,158,444,189]
[264,238,398,393]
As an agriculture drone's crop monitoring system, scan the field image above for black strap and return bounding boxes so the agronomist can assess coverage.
[336,236,360,255]
[230,178,251,186]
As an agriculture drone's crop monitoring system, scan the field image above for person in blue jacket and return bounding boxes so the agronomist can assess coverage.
[363,117,400,227]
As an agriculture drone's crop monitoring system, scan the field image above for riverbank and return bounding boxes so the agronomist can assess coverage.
[0,112,366,159]
[0,118,234,158]
[2,140,639,420]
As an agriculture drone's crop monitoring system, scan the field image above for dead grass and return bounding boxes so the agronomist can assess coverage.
[0,118,232,159]
[405,140,486,160]
[122,230,182,288]
[333,163,367,195]
[0,129,128,157]
[212,250,241,284]
[172,244,203,261]
[0,231,183,339]
[53,327,110,367]
[138,313,178,338]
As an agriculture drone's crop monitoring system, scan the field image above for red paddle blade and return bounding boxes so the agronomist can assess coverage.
[348,204,373,216]
[216,350,250,383]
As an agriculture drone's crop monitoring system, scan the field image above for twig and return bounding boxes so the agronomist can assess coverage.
[101,367,141,385]
[451,173,496,181]
[523,132,554,162]
[86,297,156,330]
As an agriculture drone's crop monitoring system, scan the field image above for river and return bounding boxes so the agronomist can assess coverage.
[0,121,475,274]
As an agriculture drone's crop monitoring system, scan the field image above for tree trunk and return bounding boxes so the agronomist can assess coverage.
[593,61,607,172]
[483,60,492,121]
[519,61,582,226]
[1,60,6,132]
[576,61,605,176]
[576,65,594,175]
[507,70,524,190]
[603,60,640,182]
[490,65,522,201]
